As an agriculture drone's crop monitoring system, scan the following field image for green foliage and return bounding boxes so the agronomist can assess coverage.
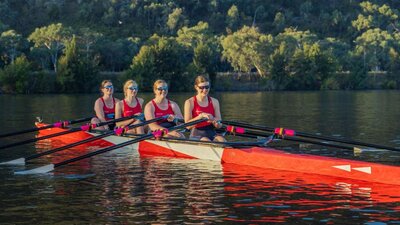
[321,77,340,90]
[386,48,400,89]
[0,29,27,65]
[30,71,56,93]
[167,8,186,34]
[57,35,100,93]
[57,35,78,92]
[354,28,393,71]
[221,26,273,77]
[226,5,239,31]
[1,0,400,92]
[28,23,71,72]
[0,55,31,93]
[270,28,337,90]
[129,35,191,92]
[348,55,368,89]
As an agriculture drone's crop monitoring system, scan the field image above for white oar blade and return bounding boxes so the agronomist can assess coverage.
[353,147,387,153]
[14,164,54,175]
[0,158,26,165]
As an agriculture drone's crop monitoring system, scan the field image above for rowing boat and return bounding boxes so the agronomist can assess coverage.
[34,122,400,186]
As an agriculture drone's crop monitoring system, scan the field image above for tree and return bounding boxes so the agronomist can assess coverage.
[221,26,273,76]
[0,29,26,65]
[77,27,103,59]
[226,5,239,31]
[176,21,210,48]
[57,35,78,92]
[167,8,185,34]
[0,55,31,93]
[354,28,393,71]
[273,12,286,33]
[129,35,189,91]
[28,23,70,72]
[57,35,99,93]
[176,22,220,83]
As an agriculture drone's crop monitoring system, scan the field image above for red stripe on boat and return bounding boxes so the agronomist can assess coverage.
[221,147,400,186]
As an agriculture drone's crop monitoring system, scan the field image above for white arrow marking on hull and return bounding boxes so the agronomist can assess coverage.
[353,167,371,174]
[333,165,351,172]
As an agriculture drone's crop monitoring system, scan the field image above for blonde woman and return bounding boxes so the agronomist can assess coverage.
[115,80,144,134]
[91,80,120,130]
[144,79,184,138]
[184,75,225,142]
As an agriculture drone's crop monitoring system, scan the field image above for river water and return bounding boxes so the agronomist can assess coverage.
[0,91,399,224]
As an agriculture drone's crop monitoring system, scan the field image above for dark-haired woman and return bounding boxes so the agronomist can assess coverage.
[184,75,226,142]
[91,80,120,130]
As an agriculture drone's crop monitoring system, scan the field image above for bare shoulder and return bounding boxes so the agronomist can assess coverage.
[169,100,180,107]
[94,97,103,106]
[116,100,123,107]
[144,101,154,110]
[210,97,220,105]
[184,97,194,105]
[138,97,144,103]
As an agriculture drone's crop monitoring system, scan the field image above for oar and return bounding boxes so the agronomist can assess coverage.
[0,115,166,165]
[224,127,359,151]
[14,117,208,175]
[0,115,140,150]
[0,116,93,138]
[222,120,400,152]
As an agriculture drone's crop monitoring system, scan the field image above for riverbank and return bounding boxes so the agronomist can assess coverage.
[0,70,396,94]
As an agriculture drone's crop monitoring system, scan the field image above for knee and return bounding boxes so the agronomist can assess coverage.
[214,136,226,142]
[200,137,211,141]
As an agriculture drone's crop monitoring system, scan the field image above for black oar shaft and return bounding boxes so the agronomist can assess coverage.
[54,117,207,168]
[55,134,152,168]
[0,115,139,150]
[229,129,356,150]
[223,120,399,152]
[0,116,92,138]
[24,115,163,161]
[0,128,80,150]
[25,132,112,161]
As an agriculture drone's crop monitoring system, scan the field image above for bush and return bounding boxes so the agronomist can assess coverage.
[30,71,56,93]
[0,55,31,93]
[321,77,340,90]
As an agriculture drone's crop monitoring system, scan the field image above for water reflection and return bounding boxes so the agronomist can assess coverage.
[87,155,229,224]
[222,163,400,224]
[1,91,400,224]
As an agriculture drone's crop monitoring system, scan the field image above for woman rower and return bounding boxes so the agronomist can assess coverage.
[144,79,184,138]
[114,80,144,134]
[184,75,226,142]
[91,80,120,130]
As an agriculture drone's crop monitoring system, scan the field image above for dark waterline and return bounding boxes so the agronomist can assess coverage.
[0,90,399,224]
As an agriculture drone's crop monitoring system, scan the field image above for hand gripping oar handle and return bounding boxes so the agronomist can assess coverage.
[0,115,140,150]
[222,120,400,152]
[0,116,93,138]
[14,118,207,174]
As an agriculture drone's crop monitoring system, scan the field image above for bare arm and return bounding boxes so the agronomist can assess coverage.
[94,98,107,123]
[144,102,166,131]
[170,101,183,120]
[211,98,223,128]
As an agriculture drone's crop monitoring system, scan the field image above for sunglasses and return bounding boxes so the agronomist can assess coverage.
[157,86,168,91]
[104,85,113,89]
[197,85,210,90]
[128,86,138,91]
